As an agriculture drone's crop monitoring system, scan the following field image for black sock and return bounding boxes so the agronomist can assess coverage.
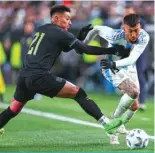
[0,107,17,129]
[74,88,103,120]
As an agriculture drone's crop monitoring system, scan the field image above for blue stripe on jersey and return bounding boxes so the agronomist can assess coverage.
[138,32,145,44]
[115,29,121,32]
[137,30,149,44]
[105,29,124,41]
[121,66,128,70]
[126,43,132,49]
[121,63,136,70]
[104,69,113,83]
[113,32,124,40]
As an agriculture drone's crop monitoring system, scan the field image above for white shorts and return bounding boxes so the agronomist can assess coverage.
[102,66,139,89]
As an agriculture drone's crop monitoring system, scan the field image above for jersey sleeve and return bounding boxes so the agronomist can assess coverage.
[83,27,99,44]
[58,29,77,52]
[96,26,116,42]
[84,26,116,44]
[115,32,150,67]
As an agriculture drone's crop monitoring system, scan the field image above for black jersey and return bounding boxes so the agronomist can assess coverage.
[20,23,76,76]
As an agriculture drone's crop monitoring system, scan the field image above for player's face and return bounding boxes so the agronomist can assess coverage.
[123,24,141,43]
[56,12,72,31]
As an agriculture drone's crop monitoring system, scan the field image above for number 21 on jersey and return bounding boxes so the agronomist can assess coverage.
[28,32,45,55]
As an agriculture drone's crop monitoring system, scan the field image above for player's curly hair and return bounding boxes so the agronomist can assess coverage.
[123,13,140,27]
[50,4,71,17]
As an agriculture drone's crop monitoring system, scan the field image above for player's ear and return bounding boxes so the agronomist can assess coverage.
[53,15,59,23]
[55,16,59,22]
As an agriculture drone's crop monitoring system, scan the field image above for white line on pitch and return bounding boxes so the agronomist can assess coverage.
[0,103,154,140]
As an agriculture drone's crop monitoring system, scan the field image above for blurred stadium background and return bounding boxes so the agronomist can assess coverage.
[0,1,154,152]
[0,1,154,94]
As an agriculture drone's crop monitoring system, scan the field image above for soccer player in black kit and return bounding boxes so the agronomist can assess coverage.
[0,5,130,135]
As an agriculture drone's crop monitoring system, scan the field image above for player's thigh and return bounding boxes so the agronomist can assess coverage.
[56,81,79,98]
[103,69,139,98]
[129,71,140,90]
[118,71,140,98]
[33,73,67,98]
[14,75,36,102]
[118,70,139,91]
[102,69,129,87]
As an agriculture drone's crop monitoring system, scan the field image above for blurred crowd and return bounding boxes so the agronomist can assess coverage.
[0,1,154,100]
[0,1,154,33]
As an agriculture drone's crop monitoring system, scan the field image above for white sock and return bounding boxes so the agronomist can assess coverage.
[98,115,110,126]
[124,109,136,121]
[113,94,135,118]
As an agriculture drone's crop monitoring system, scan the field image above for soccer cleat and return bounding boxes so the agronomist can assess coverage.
[103,117,123,134]
[139,104,147,111]
[0,128,5,134]
[109,134,120,144]
[116,124,128,134]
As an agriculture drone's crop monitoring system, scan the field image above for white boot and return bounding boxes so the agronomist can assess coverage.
[108,134,120,144]
[116,124,128,134]
[139,104,147,111]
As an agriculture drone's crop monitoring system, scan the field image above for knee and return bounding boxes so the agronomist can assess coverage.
[130,89,139,99]
[70,86,79,97]
[130,101,139,111]
[10,98,26,114]
[73,86,79,94]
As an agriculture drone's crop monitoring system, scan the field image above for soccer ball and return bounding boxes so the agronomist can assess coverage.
[126,129,149,149]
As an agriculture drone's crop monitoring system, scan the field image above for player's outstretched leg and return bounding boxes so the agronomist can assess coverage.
[108,79,139,144]
[73,88,124,134]
[58,83,124,136]
[74,88,104,121]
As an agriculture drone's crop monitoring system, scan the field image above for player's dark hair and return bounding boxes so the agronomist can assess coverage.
[50,4,71,17]
[123,13,140,27]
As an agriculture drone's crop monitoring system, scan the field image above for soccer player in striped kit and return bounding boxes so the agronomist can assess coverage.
[84,13,150,144]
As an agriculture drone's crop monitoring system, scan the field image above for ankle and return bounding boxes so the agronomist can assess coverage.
[98,115,110,126]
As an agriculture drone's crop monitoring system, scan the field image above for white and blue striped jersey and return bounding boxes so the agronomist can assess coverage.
[84,26,150,69]
[84,25,150,87]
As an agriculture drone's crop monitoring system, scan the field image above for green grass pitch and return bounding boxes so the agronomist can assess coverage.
[0,85,154,152]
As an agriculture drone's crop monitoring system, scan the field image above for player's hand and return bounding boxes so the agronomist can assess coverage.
[77,24,93,41]
[114,45,131,58]
[100,59,119,74]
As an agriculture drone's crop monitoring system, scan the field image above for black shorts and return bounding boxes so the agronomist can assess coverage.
[14,72,66,102]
